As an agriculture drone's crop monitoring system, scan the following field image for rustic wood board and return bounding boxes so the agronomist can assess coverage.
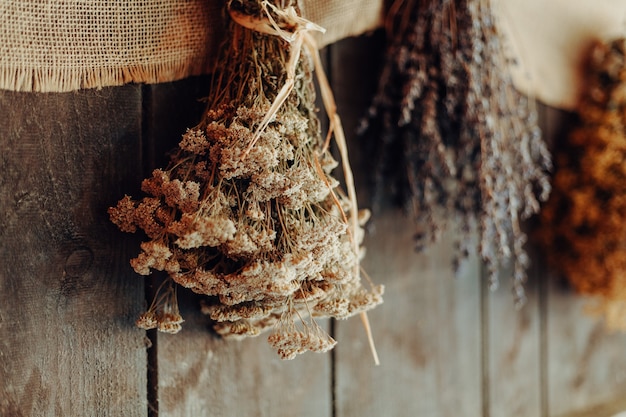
[158,300,333,417]
[547,280,626,417]
[146,78,333,417]
[331,35,482,417]
[485,259,542,417]
[5,32,626,417]
[0,87,148,416]
[482,105,556,417]
[334,213,483,417]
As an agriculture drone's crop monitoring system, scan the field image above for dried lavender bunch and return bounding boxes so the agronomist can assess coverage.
[538,38,626,330]
[361,0,551,304]
[110,0,382,359]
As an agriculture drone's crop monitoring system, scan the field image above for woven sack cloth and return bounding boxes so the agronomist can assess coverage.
[0,0,383,92]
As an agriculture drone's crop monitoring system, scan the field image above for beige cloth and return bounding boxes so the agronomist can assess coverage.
[495,0,626,110]
[0,0,383,92]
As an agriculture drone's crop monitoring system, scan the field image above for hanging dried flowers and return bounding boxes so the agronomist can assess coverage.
[109,0,383,359]
[538,38,626,330]
[360,0,551,304]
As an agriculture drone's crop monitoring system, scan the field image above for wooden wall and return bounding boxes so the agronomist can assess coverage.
[2,34,626,417]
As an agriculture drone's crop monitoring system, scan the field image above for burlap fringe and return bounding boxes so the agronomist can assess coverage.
[1,60,214,93]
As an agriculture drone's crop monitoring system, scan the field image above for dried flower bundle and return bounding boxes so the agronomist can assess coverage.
[361,0,551,304]
[538,38,626,330]
[110,0,382,359]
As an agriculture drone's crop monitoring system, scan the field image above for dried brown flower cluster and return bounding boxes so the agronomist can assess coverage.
[109,0,382,359]
[361,0,551,304]
[538,38,626,330]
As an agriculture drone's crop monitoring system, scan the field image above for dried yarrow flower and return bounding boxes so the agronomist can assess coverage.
[109,0,382,359]
[136,280,184,334]
[537,38,626,330]
[360,0,551,305]
[267,299,337,360]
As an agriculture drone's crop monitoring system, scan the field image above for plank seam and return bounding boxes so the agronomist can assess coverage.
[325,43,338,417]
[538,104,551,417]
[481,260,491,417]
[141,84,160,417]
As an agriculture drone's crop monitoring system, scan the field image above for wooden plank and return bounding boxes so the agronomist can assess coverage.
[140,78,213,416]
[331,35,482,417]
[483,106,556,417]
[553,396,626,417]
[547,284,626,417]
[335,213,483,417]
[485,261,542,417]
[148,78,333,417]
[158,299,333,417]
[0,87,147,416]
[542,106,626,416]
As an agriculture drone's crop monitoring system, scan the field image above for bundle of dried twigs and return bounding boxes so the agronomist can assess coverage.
[538,38,626,330]
[361,0,551,304]
[110,0,382,360]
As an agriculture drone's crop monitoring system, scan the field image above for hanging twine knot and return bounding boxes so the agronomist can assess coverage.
[228,0,326,40]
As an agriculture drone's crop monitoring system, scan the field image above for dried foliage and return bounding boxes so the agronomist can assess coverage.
[538,38,626,330]
[109,0,382,359]
[361,0,551,303]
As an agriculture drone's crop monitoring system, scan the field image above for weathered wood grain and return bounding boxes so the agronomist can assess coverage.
[485,260,542,417]
[482,106,555,417]
[547,282,626,417]
[158,300,333,417]
[0,87,148,416]
[334,212,483,417]
[146,78,333,417]
[331,35,482,417]
[555,396,626,417]
[5,33,626,417]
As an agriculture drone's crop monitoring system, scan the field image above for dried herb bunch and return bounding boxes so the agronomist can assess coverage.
[538,38,626,330]
[109,0,383,359]
[361,0,551,303]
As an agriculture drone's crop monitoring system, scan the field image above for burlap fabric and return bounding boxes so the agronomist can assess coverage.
[0,0,383,92]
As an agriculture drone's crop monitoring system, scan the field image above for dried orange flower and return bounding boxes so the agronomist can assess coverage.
[538,38,626,330]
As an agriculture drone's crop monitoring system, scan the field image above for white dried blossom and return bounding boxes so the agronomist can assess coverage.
[179,128,210,155]
[169,213,236,249]
[110,0,382,359]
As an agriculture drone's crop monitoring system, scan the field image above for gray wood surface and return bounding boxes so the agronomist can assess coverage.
[334,212,483,417]
[2,33,626,417]
[331,36,482,417]
[158,309,332,417]
[486,263,542,417]
[0,87,148,416]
